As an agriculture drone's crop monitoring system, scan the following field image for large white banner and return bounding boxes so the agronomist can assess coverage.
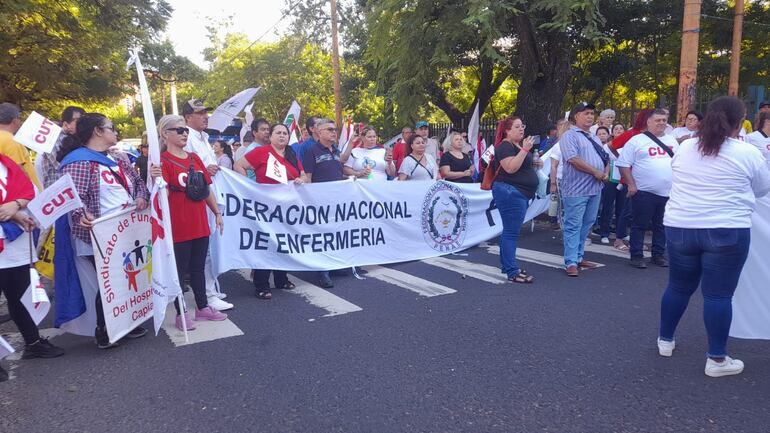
[90,207,153,343]
[731,195,770,339]
[26,174,83,229]
[211,169,511,273]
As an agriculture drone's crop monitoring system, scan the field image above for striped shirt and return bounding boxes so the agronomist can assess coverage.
[560,126,605,197]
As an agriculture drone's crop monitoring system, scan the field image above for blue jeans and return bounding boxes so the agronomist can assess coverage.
[659,227,751,358]
[630,191,668,259]
[492,182,529,278]
[562,194,601,267]
[599,182,626,238]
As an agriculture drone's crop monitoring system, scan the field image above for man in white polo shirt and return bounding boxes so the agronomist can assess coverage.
[616,108,679,269]
[182,99,233,311]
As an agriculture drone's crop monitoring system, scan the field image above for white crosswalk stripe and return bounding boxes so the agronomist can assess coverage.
[584,243,650,259]
[479,242,605,269]
[421,257,508,284]
[288,277,364,318]
[363,265,457,297]
[234,269,364,319]
[161,291,245,347]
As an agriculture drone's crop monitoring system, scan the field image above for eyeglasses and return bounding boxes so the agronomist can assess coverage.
[166,127,190,135]
[100,124,116,132]
[320,127,337,133]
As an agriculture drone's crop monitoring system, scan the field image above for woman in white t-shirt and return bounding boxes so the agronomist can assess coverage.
[658,97,770,378]
[57,113,150,349]
[745,111,770,163]
[0,156,64,380]
[343,126,395,180]
[398,135,438,181]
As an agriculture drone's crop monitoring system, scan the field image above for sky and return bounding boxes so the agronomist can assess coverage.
[165,0,291,68]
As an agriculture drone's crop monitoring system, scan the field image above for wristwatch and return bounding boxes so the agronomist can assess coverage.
[14,199,24,209]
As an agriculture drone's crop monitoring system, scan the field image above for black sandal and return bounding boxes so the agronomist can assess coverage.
[255,289,272,300]
[509,270,534,284]
[279,281,296,290]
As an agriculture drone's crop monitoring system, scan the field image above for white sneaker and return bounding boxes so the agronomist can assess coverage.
[623,236,630,242]
[214,292,227,300]
[705,356,744,378]
[657,338,675,357]
[601,237,610,244]
[207,296,233,311]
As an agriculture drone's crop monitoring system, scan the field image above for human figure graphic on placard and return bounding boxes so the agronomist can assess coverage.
[123,252,141,292]
[130,239,145,266]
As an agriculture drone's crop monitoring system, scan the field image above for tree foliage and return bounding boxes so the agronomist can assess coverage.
[0,0,172,109]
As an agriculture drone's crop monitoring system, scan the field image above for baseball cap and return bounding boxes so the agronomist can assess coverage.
[759,100,770,109]
[570,101,596,118]
[182,99,212,115]
[415,120,429,129]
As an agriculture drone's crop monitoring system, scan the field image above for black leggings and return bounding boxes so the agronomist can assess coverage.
[173,237,209,313]
[0,265,40,345]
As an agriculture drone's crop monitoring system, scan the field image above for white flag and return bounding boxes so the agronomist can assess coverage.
[283,101,301,146]
[0,336,14,360]
[14,111,62,154]
[208,88,260,133]
[338,118,354,153]
[265,152,288,184]
[26,174,82,229]
[128,50,183,335]
[21,268,51,325]
[467,101,483,172]
[240,102,255,143]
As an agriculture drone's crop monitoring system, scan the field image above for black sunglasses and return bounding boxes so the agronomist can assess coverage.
[166,127,189,135]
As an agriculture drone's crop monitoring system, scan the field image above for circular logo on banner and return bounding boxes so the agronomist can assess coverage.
[421,181,469,252]
[122,240,153,292]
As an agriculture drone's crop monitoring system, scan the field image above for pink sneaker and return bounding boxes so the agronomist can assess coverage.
[195,306,228,321]
[175,313,196,331]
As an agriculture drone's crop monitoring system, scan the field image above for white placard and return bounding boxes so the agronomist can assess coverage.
[91,207,153,343]
[265,152,288,184]
[13,111,62,154]
[0,336,14,360]
[26,174,82,229]
[481,144,495,163]
[21,268,51,325]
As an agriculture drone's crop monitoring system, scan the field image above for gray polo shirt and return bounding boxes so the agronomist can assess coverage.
[560,126,605,197]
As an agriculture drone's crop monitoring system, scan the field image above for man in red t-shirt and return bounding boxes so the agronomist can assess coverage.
[392,126,414,171]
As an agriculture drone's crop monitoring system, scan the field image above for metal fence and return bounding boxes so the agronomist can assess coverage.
[428,119,499,146]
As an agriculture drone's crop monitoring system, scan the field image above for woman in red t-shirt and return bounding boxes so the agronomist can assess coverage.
[234,123,306,299]
[151,115,227,330]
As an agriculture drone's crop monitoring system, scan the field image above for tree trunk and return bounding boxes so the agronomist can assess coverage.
[513,15,573,136]
[427,63,511,128]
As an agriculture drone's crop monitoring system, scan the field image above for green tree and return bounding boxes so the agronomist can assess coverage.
[0,0,172,109]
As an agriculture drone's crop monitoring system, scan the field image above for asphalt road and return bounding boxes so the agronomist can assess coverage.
[2,224,769,433]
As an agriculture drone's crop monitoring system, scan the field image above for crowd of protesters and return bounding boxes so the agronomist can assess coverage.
[1,94,769,382]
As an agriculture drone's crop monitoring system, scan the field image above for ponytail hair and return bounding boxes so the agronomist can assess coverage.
[698,96,746,157]
[57,113,108,162]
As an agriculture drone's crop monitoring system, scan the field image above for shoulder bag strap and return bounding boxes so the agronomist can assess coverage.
[578,131,610,166]
[162,155,188,170]
[760,130,768,139]
[643,131,674,157]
